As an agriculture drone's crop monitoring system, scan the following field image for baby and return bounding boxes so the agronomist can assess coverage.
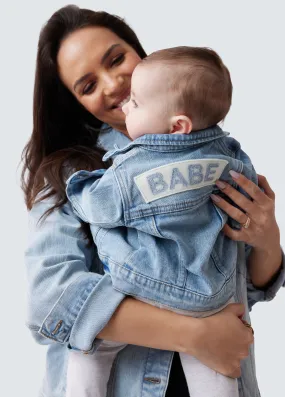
[66,47,257,397]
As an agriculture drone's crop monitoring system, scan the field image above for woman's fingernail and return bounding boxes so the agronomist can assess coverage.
[229,170,240,179]
[210,194,220,202]
[215,180,226,189]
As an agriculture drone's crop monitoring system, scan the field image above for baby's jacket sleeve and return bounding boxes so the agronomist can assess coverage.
[66,168,124,227]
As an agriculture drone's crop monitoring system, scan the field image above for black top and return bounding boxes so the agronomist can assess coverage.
[165,352,189,396]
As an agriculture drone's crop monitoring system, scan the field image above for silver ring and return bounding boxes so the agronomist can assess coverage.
[242,217,251,229]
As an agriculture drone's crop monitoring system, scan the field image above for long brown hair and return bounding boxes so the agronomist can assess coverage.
[21,5,147,215]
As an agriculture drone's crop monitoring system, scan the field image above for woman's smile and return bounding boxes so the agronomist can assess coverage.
[110,90,131,110]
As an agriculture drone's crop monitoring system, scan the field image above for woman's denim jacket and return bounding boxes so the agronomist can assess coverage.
[25,126,285,397]
[66,126,256,313]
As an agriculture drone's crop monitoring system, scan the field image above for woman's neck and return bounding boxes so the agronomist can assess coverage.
[117,127,132,140]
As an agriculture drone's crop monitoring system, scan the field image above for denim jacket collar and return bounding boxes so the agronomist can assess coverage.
[97,123,131,153]
[103,125,229,162]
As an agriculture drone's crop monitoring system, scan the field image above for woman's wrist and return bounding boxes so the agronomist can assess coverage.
[173,314,202,355]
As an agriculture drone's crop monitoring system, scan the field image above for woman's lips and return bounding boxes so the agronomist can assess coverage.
[111,90,131,109]
[117,95,131,109]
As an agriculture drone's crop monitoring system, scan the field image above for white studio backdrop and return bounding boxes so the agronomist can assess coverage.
[1,1,284,396]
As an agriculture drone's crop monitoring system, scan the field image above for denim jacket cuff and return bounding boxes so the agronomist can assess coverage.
[262,248,285,297]
[39,273,124,353]
[247,248,285,310]
[69,274,125,353]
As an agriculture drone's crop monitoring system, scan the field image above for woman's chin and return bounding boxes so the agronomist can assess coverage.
[109,108,126,123]
[106,116,127,133]
[108,107,126,119]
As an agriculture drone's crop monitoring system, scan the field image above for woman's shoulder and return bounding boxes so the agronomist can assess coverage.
[29,195,79,227]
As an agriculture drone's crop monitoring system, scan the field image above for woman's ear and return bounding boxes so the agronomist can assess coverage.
[170,115,192,134]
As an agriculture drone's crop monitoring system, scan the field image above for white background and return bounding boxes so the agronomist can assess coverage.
[1,1,285,396]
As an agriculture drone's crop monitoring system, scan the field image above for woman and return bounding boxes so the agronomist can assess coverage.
[22,5,284,397]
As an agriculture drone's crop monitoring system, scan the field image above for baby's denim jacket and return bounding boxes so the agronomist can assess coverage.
[66,126,257,312]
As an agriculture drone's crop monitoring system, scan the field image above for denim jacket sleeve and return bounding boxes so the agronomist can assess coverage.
[25,198,124,353]
[66,168,124,227]
[246,247,285,311]
[233,146,285,309]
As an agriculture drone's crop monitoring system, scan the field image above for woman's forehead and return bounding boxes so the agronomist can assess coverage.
[57,26,126,86]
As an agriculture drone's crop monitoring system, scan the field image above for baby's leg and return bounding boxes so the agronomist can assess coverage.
[180,353,239,397]
[66,340,126,397]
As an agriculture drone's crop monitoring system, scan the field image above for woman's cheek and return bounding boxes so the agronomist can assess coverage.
[125,54,141,74]
[84,97,103,118]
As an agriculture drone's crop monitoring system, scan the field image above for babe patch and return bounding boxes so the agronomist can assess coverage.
[134,159,228,203]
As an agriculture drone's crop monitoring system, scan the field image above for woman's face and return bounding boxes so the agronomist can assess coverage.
[57,27,142,134]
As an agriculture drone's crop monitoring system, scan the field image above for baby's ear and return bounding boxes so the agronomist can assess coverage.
[170,115,192,134]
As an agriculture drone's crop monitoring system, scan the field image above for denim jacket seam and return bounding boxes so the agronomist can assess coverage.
[124,195,210,221]
[143,348,151,384]
[106,351,120,397]
[67,189,90,224]
[215,140,245,177]
[95,228,110,250]
[113,282,233,308]
[215,138,236,157]
[112,169,129,225]
[132,130,226,145]
[134,135,225,149]
[139,146,190,153]
[211,249,228,278]
[99,252,233,299]
[150,215,164,238]
[116,170,131,210]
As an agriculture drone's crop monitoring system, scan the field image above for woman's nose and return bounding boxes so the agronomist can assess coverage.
[103,74,123,96]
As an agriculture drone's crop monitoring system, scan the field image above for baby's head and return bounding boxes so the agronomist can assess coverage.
[122,46,232,140]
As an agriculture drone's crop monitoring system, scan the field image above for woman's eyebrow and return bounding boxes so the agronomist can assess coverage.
[73,73,93,92]
[101,43,121,64]
[73,44,121,92]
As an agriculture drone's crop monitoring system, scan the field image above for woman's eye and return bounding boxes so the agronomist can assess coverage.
[82,82,96,95]
[111,53,125,67]
[132,99,138,108]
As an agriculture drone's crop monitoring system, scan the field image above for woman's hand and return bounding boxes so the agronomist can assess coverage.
[211,172,282,287]
[188,303,253,378]
[211,172,279,250]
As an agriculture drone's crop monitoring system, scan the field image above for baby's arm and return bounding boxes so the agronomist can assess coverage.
[66,168,124,227]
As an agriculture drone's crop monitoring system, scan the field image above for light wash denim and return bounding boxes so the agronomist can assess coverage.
[66,126,257,312]
[25,125,285,397]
